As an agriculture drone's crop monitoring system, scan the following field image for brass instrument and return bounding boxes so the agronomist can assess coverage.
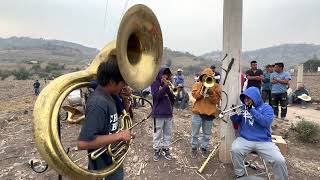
[197,136,224,174]
[218,104,245,118]
[200,74,215,98]
[90,110,132,161]
[33,4,162,180]
[90,108,151,160]
[168,81,178,96]
[62,105,85,124]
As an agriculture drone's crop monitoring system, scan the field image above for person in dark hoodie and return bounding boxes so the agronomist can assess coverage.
[230,87,288,180]
[191,68,221,158]
[151,67,175,161]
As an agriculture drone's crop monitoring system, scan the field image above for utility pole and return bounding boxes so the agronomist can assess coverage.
[219,0,243,163]
[296,64,303,87]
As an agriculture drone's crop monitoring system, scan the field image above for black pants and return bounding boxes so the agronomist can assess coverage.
[262,90,272,105]
[271,93,287,118]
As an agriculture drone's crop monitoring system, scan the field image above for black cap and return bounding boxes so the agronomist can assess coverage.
[210,65,216,69]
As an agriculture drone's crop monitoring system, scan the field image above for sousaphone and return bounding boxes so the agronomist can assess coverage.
[33,4,162,180]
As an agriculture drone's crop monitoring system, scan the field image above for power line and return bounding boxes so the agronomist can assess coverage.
[103,0,109,33]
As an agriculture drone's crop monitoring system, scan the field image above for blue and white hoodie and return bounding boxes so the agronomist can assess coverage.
[231,87,274,142]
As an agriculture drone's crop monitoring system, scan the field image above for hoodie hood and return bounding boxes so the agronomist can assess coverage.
[156,67,172,82]
[199,68,214,80]
[240,87,263,107]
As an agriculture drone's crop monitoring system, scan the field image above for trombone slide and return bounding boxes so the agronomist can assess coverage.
[197,140,222,174]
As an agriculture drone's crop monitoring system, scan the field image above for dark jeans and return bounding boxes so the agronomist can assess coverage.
[262,90,272,105]
[174,97,189,109]
[34,88,40,96]
[271,93,287,118]
[104,165,124,180]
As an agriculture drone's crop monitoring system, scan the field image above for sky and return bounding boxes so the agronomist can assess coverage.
[1,0,320,55]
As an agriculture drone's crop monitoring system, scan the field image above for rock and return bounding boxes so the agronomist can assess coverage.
[0,119,8,129]
[125,166,131,172]
[23,110,28,114]
[163,162,168,168]
[132,155,139,163]
[144,155,150,162]
[13,162,23,167]
[272,124,278,129]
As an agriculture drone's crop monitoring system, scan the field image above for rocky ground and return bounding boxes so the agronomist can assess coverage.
[0,80,319,180]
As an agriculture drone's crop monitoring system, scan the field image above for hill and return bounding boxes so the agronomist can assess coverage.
[202,44,320,68]
[0,37,99,65]
[0,37,216,77]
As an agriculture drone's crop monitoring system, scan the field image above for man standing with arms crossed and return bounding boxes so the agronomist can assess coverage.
[246,60,264,91]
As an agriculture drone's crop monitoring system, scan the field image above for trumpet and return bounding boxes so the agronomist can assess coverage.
[163,79,178,96]
[200,74,215,98]
[218,104,245,118]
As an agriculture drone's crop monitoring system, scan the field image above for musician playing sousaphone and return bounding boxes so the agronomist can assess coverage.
[191,68,221,158]
[77,57,135,180]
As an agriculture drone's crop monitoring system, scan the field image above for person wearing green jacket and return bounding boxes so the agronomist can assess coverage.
[262,64,273,105]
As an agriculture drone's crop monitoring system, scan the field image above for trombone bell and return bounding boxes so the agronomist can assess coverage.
[200,75,215,97]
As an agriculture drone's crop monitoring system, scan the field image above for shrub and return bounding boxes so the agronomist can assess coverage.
[12,68,31,80]
[0,70,12,80]
[31,64,41,71]
[46,63,65,72]
[295,120,320,143]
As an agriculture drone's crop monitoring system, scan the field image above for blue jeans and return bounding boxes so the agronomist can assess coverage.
[191,114,214,150]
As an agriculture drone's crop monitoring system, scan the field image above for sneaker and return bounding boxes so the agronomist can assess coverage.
[235,175,245,179]
[191,148,197,159]
[201,148,208,159]
[281,117,289,122]
[162,148,172,161]
[153,149,160,162]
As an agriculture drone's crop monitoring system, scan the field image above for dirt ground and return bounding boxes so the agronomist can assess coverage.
[0,80,320,180]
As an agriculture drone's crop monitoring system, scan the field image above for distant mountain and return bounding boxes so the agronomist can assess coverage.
[0,37,201,67]
[0,37,99,65]
[0,37,209,75]
[201,44,320,68]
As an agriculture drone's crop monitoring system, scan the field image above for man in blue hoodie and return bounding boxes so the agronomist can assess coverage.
[230,87,288,180]
[151,67,175,161]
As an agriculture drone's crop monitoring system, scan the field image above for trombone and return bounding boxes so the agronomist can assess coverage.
[198,136,225,174]
[200,74,215,98]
